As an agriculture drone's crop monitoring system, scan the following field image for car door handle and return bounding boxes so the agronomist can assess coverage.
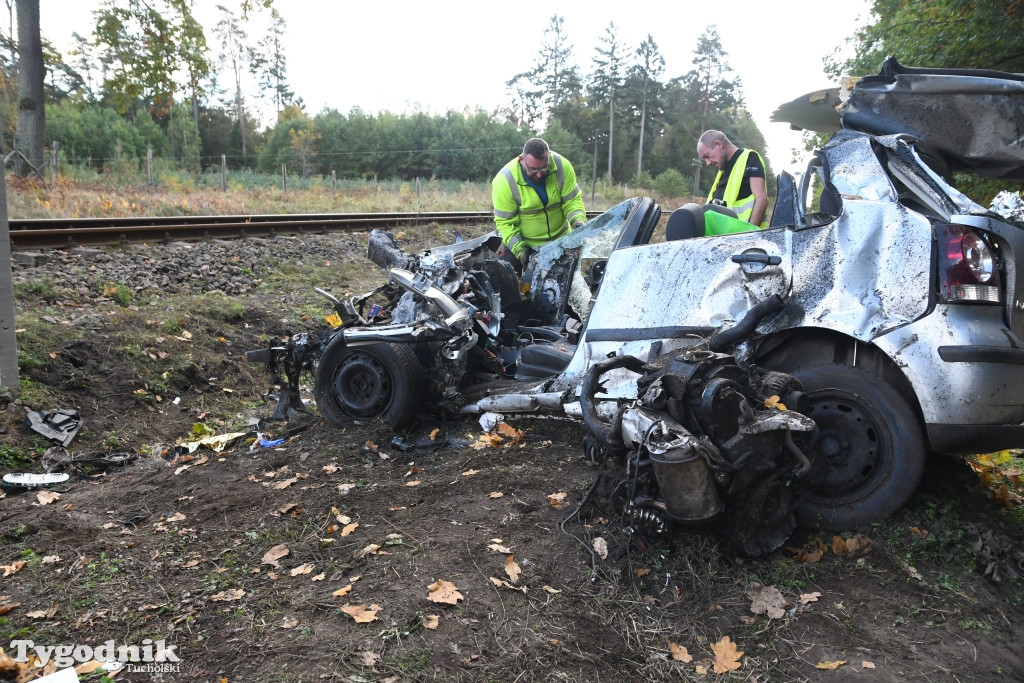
[731,253,781,266]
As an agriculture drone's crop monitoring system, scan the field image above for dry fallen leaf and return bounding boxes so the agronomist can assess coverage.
[430,428,441,440]
[792,538,827,563]
[262,544,290,569]
[496,422,525,444]
[593,537,608,560]
[423,614,439,630]
[862,660,876,669]
[75,661,106,675]
[290,563,315,576]
[472,433,504,449]
[800,592,822,605]
[354,543,381,559]
[341,603,381,623]
[280,616,298,629]
[210,589,245,602]
[0,602,20,615]
[504,555,521,583]
[748,583,788,619]
[332,585,353,597]
[711,635,743,674]
[489,577,527,593]
[405,480,421,487]
[1,561,26,577]
[816,660,847,670]
[488,491,504,499]
[669,642,693,663]
[462,469,480,476]
[357,650,380,667]
[542,585,561,594]
[341,522,359,536]
[487,543,511,554]
[427,579,465,605]
[36,491,60,505]
[273,476,298,489]
[547,491,568,509]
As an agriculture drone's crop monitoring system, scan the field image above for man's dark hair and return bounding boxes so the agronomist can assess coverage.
[523,138,550,158]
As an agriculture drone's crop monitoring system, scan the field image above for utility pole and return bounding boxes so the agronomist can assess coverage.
[0,159,18,389]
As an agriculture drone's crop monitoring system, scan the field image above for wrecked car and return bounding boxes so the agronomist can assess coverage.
[250,57,1024,535]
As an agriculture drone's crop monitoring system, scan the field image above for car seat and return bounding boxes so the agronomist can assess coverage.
[666,203,740,240]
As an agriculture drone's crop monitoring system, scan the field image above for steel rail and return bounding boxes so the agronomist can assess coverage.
[8,210,604,250]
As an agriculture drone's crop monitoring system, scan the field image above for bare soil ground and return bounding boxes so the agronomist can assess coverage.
[2,224,1024,682]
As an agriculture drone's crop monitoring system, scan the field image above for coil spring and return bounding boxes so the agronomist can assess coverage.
[626,505,670,535]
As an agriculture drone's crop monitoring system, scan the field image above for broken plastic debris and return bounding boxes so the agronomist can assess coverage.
[32,668,79,683]
[173,431,249,455]
[26,409,82,447]
[2,472,71,489]
[479,412,505,432]
[390,431,449,453]
[259,437,285,448]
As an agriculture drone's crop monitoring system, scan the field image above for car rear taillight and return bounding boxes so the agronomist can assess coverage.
[937,224,1001,303]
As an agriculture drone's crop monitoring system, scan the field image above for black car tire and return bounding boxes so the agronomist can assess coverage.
[783,363,926,530]
[314,341,424,429]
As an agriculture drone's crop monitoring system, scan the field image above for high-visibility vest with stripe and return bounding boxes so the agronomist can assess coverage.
[706,149,767,227]
[491,152,586,257]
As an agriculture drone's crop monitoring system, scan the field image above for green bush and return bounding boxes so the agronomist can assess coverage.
[653,168,690,198]
[103,282,135,307]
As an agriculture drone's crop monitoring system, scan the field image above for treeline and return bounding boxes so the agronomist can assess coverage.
[8,0,1023,197]
[3,1,775,198]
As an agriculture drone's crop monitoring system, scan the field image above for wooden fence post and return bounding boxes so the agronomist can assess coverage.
[282,164,288,192]
[51,141,58,181]
[221,154,227,191]
[332,170,336,191]
[147,148,153,186]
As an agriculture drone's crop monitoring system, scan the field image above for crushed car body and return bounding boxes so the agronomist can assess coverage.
[250,57,1024,536]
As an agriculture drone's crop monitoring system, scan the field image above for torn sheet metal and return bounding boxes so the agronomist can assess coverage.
[773,57,1024,179]
[26,409,82,447]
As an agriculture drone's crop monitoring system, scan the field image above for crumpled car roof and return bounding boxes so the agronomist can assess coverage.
[772,56,1024,179]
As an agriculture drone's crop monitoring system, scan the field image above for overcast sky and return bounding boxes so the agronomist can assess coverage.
[43,0,874,173]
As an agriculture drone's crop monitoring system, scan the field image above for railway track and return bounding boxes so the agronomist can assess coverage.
[6,210,605,250]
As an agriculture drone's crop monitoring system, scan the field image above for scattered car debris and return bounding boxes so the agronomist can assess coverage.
[173,431,249,456]
[26,409,82,447]
[1,473,71,490]
[39,447,137,473]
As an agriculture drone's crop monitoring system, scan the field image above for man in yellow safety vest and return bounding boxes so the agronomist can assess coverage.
[697,130,768,228]
[492,137,587,272]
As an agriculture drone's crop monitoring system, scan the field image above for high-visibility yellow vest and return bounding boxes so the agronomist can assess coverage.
[492,152,586,257]
[706,149,767,227]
